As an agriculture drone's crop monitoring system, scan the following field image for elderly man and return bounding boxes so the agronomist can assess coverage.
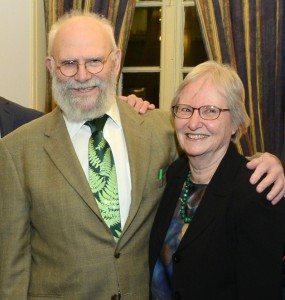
[0,11,284,300]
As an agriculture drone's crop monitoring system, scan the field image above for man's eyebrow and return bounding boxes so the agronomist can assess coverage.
[60,54,104,62]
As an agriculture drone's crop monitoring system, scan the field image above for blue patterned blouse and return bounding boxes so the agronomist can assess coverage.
[151,180,207,299]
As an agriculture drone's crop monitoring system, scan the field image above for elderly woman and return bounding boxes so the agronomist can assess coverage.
[149,61,285,300]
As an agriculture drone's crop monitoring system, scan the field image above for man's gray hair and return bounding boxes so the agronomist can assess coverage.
[47,10,117,56]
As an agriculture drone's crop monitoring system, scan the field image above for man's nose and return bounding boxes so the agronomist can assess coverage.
[74,64,92,82]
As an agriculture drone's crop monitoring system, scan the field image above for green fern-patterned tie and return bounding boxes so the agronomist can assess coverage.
[85,115,121,241]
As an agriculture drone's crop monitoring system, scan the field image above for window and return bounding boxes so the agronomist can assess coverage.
[120,0,207,110]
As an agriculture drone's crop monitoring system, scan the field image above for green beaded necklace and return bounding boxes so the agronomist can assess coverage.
[179,170,192,223]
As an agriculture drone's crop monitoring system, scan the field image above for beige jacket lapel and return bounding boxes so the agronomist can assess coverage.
[43,108,103,219]
[117,101,152,231]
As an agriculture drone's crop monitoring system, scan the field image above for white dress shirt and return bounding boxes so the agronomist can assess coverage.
[63,101,131,229]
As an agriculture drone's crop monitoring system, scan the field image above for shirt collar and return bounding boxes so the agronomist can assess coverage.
[63,98,122,139]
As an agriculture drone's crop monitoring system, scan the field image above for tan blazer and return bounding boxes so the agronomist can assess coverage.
[0,100,177,300]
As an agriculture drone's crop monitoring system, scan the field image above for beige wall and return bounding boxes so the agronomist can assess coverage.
[0,0,46,111]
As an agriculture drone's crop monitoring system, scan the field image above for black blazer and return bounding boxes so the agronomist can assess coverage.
[0,96,43,137]
[150,143,285,300]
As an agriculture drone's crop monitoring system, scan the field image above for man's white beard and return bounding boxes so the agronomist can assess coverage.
[52,70,117,122]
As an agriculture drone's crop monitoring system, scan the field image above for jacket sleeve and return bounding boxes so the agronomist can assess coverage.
[234,186,285,299]
[0,140,31,299]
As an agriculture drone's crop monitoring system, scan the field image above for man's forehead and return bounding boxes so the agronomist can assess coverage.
[52,18,111,58]
[56,17,104,39]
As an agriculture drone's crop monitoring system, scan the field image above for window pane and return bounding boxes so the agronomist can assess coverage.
[124,7,161,67]
[122,73,160,108]
[184,6,208,66]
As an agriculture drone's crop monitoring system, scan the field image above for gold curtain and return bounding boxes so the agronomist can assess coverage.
[195,0,285,157]
[44,0,136,112]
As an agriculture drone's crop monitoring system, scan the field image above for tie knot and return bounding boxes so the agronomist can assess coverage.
[85,115,108,134]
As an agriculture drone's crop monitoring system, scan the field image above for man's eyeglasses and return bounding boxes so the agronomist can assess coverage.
[53,50,114,77]
[172,104,230,120]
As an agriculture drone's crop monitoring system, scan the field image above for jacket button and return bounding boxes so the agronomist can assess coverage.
[174,291,181,299]
[114,252,121,259]
[172,253,180,263]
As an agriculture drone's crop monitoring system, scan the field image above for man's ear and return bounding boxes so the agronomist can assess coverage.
[46,57,53,74]
[114,49,122,78]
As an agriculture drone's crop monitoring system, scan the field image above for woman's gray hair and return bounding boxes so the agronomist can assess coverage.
[47,10,118,56]
[171,61,250,142]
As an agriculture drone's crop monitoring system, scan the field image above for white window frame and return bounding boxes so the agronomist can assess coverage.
[119,0,196,111]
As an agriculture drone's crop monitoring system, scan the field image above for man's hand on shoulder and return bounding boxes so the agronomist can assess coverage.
[247,152,285,205]
[119,94,155,114]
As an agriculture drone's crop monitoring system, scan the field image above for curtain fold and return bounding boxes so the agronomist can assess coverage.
[195,0,285,157]
[43,0,136,112]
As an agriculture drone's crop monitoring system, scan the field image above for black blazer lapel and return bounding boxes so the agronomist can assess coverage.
[149,157,189,271]
[178,143,244,250]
